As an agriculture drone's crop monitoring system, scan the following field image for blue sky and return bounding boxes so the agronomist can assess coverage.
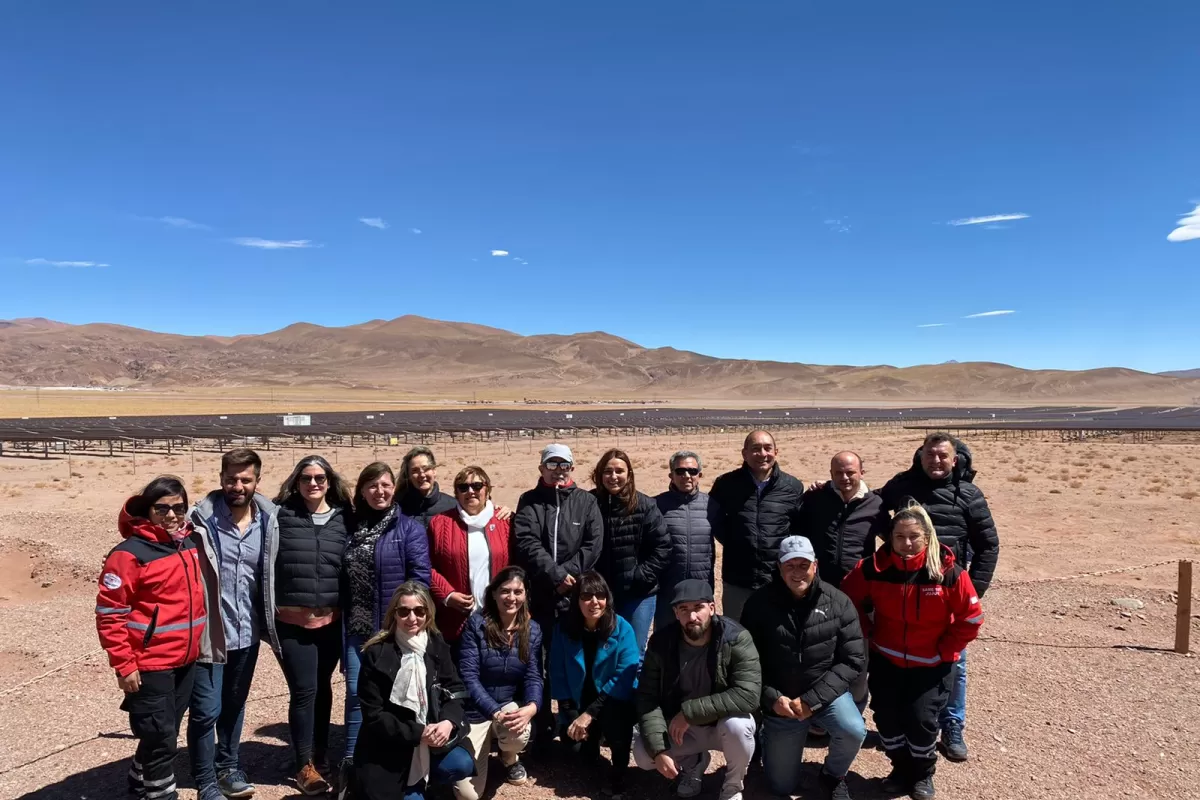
[1,2,1197,372]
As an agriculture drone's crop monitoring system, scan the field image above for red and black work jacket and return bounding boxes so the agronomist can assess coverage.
[95,498,207,676]
[841,543,982,669]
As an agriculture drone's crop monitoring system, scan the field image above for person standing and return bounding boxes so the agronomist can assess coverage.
[427,466,512,643]
[96,477,206,800]
[273,456,353,796]
[188,449,279,800]
[453,567,543,800]
[633,580,759,800]
[397,447,458,530]
[511,443,604,740]
[341,461,432,796]
[878,433,998,762]
[842,503,983,800]
[591,449,670,655]
[654,451,722,632]
[741,537,866,800]
[709,431,806,621]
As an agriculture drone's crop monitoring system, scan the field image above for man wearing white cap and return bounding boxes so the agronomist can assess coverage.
[741,536,866,800]
[512,442,605,741]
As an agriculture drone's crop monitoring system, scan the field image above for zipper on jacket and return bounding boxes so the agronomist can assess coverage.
[177,543,196,664]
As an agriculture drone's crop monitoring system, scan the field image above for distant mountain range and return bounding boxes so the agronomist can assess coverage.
[1,315,1198,403]
[1158,369,1200,379]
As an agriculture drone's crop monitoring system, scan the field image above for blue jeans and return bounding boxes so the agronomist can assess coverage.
[187,644,261,788]
[343,634,369,759]
[616,595,656,656]
[402,745,475,800]
[762,691,866,794]
[939,647,967,729]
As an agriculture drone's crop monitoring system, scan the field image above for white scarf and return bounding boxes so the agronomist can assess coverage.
[389,630,431,785]
[457,500,495,530]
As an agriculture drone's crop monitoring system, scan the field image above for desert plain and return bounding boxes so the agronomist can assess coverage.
[0,424,1197,800]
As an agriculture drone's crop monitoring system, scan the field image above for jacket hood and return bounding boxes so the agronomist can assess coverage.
[194,489,277,522]
[119,496,185,544]
[908,439,976,483]
[533,478,577,495]
[825,480,869,502]
[875,542,957,573]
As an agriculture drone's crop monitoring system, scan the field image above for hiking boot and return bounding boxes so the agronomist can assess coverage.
[881,769,909,796]
[910,776,935,800]
[716,781,743,800]
[862,730,883,751]
[198,785,224,800]
[819,770,852,800]
[505,760,529,786]
[295,762,330,796]
[676,751,710,798]
[217,769,256,799]
[938,722,969,762]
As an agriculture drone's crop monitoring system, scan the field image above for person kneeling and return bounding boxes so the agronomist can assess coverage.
[633,580,760,800]
[354,582,475,800]
[742,536,867,800]
[550,572,641,800]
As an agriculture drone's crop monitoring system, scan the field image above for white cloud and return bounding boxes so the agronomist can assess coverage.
[823,218,851,233]
[917,323,949,328]
[948,213,1030,226]
[1167,203,1200,242]
[410,228,422,234]
[491,249,509,256]
[26,258,109,267]
[158,216,209,230]
[963,310,1016,318]
[359,217,389,230]
[231,237,320,250]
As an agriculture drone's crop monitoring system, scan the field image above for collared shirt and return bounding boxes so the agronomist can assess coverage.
[212,497,264,650]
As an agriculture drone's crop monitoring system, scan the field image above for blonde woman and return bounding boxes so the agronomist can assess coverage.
[841,503,983,800]
[353,582,474,800]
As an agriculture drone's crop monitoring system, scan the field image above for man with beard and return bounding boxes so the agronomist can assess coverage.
[741,537,866,800]
[633,580,760,800]
[187,449,281,800]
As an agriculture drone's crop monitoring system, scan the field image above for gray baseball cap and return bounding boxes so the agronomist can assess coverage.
[540,443,574,464]
[779,535,816,564]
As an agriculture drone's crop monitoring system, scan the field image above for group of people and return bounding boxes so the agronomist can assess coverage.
[95,430,999,800]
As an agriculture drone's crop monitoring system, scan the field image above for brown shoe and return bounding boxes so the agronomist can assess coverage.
[296,762,330,796]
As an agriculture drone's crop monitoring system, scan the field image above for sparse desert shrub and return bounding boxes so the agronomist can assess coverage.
[1069,480,1083,489]
[1181,490,1198,501]
[1008,475,1030,483]
[1122,455,1137,462]
[1147,485,1164,494]
[33,482,48,489]
[1048,489,1062,494]
[70,471,83,479]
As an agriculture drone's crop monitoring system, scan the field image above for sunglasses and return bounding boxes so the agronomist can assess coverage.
[298,474,328,485]
[455,481,487,494]
[151,503,188,517]
[579,591,604,602]
[673,467,700,477]
[543,461,573,471]
[396,606,428,619]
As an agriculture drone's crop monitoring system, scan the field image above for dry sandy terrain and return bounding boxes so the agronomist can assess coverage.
[1,426,1197,800]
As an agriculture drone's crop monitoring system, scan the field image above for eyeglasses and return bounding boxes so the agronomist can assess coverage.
[673,467,700,477]
[151,503,188,517]
[298,474,328,486]
[396,606,428,619]
[543,461,573,471]
[455,481,487,494]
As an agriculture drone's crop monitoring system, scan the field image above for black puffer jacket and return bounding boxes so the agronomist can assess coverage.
[709,464,805,590]
[513,481,604,618]
[274,500,350,609]
[593,490,670,601]
[878,447,999,596]
[740,573,865,715]
[399,484,456,530]
[655,488,722,590]
[799,482,889,587]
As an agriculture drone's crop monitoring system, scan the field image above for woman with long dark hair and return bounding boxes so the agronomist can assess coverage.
[590,449,670,656]
[453,567,543,800]
[96,476,206,800]
[339,461,432,794]
[272,455,353,796]
[354,582,474,800]
[549,571,641,800]
[427,466,511,643]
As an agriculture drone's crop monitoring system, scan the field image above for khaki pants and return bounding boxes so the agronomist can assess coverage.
[453,703,531,800]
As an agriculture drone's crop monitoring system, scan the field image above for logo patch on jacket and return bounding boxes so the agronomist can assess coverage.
[101,572,122,590]
[921,586,943,597]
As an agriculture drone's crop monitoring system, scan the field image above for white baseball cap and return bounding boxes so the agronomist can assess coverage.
[540,443,574,464]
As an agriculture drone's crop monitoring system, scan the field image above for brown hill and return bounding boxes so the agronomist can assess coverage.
[0,315,1197,403]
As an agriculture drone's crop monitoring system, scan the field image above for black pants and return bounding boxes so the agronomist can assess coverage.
[867,653,953,782]
[559,699,637,785]
[533,610,558,741]
[122,664,196,800]
[277,619,342,771]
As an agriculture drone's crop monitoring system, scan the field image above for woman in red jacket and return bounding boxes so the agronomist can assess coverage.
[841,502,983,800]
[427,466,511,642]
[96,476,207,800]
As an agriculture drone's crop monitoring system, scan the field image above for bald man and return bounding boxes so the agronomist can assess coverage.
[798,452,889,589]
[709,430,806,621]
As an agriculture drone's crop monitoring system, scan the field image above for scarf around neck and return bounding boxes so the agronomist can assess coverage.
[354,503,397,543]
[457,500,495,531]
[390,629,431,784]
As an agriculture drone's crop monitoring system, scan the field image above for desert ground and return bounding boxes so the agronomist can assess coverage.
[0,425,1197,800]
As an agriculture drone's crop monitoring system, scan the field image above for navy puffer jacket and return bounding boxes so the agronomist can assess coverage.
[456,612,544,723]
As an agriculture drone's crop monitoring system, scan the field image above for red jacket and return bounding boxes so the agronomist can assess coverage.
[427,509,511,641]
[841,544,982,669]
[95,498,207,677]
